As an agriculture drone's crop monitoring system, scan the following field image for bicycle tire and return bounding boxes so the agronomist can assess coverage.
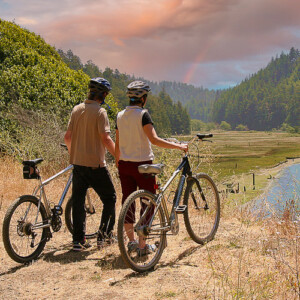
[183,173,220,244]
[2,195,48,263]
[65,191,101,239]
[117,190,166,272]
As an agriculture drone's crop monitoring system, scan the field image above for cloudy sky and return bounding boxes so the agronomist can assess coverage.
[1,0,300,89]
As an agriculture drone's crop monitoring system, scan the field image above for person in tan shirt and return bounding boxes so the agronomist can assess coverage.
[64,77,116,251]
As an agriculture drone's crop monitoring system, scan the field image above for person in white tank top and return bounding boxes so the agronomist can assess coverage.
[115,81,188,253]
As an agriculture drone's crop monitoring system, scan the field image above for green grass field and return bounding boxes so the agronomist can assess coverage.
[187,131,300,178]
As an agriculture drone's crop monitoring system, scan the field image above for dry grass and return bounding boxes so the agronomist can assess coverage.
[0,157,299,299]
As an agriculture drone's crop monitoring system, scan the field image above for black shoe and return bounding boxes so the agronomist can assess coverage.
[73,240,91,252]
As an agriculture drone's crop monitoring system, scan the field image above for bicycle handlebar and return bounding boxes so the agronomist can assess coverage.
[165,133,213,145]
[196,133,213,140]
[184,133,213,145]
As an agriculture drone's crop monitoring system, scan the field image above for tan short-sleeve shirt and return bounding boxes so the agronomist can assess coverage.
[67,100,110,167]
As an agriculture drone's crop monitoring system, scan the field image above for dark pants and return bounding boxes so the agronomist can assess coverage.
[118,160,156,224]
[72,165,116,243]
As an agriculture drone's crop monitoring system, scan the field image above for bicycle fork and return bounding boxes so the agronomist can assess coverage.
[191,178,209,210]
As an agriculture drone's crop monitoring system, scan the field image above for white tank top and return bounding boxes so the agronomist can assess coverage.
[117,106,154,162]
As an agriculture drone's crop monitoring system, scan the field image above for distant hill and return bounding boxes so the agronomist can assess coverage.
[212,48,300,130]
[58,49,191,135]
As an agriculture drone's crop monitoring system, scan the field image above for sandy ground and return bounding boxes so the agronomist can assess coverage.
[0,159,299,299]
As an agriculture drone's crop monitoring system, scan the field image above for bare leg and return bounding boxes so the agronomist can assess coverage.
[124,223,135,241]
[139,237,146,249]
[125,223,146,248]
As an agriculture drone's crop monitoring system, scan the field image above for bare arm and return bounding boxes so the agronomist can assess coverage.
[115,129,120,166]
[143,124,188,152]
[100,132,115,157]
[64,130,72,153]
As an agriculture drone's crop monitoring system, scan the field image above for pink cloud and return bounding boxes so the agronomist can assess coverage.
[5,0,299,87]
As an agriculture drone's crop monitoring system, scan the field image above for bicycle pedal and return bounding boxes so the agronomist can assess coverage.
[175,205,187,214]
[53,205,63,216]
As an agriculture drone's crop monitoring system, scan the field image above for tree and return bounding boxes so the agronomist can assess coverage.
[83,60,101,78]
[212,48,300,130]
[220,121,231,131]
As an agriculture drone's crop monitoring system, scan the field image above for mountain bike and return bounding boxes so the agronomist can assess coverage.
[2,147,101,263]
[117,133,220,272]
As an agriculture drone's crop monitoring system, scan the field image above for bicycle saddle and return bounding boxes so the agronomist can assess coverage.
[22,158,44,167]
[138,163,165,174]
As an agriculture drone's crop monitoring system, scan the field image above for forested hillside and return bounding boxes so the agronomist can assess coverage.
[0,19,118,161]
[58,49,191,135]
[212,48,300,130]
[2,17,297,149]
[145,80,216,122]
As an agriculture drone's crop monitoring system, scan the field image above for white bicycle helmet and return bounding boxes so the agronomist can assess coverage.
[126,81,151,98]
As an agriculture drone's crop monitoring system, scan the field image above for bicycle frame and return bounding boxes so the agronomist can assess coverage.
[32,164,74,217]
[145,155,192,233]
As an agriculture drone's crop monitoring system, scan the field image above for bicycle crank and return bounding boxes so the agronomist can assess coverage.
[51,215,62,232]
[170,219,179,235]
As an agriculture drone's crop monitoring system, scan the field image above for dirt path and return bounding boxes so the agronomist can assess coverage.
[0,215,262,300]
[2,207,299,300]
[1,158,299,299]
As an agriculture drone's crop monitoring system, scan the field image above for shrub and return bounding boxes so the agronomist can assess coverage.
[0,19,118,162]
[220,121,231,131]
[235,124,249,131]
[280,123,296,133]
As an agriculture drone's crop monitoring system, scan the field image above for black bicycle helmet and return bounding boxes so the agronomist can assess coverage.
[89,77,112,93]
[126,81,151,98]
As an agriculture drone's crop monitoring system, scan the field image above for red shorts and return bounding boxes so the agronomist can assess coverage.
[118,160,156,224]
[118,160,156,203]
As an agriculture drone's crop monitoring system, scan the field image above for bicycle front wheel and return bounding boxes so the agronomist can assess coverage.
[117,190,166,273]
[65,189,102,239]
[2,195,48,263]
[183,173,220,244]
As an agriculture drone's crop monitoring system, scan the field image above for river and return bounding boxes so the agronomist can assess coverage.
[253,163,300,218]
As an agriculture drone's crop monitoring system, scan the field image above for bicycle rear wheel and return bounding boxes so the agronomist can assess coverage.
[65,189,102,239]
[2,195,48,263]
[117,190,166,273]
[183,173,220,244]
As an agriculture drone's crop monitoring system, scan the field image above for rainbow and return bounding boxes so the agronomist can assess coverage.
[183,30,223,84]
